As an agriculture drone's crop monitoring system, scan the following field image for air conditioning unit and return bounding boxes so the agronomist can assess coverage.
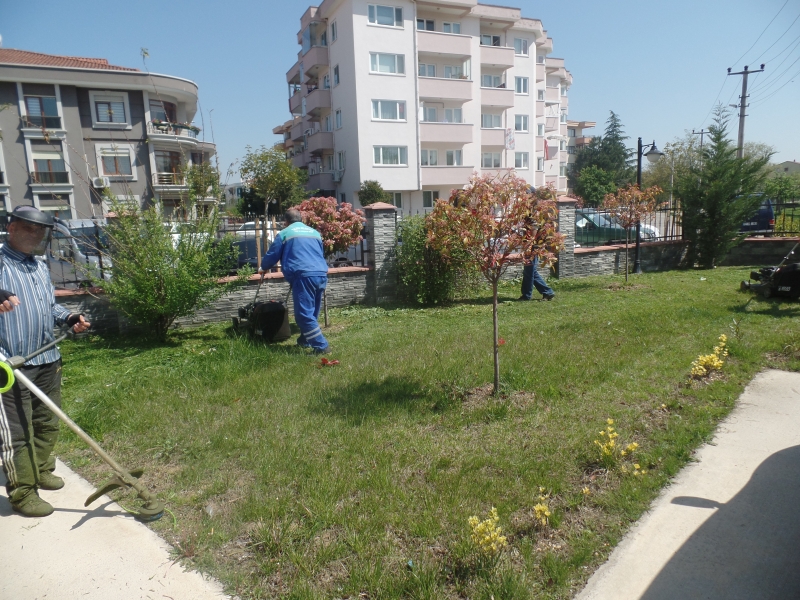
[92,176,110,189]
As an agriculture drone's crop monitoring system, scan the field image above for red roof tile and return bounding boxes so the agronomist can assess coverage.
[0,49,139,72]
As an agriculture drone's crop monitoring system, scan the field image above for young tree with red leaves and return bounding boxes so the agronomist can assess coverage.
[427,173,565,394]
[601,184,663,281]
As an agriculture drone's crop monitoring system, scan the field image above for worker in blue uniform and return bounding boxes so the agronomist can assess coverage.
[259,209,330,353]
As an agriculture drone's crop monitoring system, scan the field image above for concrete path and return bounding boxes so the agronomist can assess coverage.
[576,369,800,600]
[0,458,233,600]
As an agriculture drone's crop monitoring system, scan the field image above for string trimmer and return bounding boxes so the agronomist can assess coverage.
[0,331,164,522]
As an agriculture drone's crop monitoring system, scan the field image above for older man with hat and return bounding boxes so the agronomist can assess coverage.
[0,206,90,517]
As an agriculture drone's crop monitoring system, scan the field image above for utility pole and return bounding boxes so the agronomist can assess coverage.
[727,64,765,159]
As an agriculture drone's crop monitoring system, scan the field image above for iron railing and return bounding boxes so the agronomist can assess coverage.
[31,171,69,184]
[20,115,62,129]
[152,172,186,186]
[146,121,199,139]
[574,206,684,248]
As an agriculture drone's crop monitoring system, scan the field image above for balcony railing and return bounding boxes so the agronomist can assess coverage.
[147,121,199,139]
[20,115,62,129]
[153,172,187,186]
[31,171,69,184]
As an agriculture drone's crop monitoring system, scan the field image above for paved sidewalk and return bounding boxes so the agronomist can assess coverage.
[576,369,800,600]
[0,458,233,600]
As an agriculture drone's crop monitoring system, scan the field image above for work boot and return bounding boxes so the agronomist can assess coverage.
[12,492,54,518]
[39,471,65,490]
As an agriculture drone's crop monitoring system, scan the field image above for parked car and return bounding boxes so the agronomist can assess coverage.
[47,219,111,288]
[575,209,654,246]
[740,197,775,235]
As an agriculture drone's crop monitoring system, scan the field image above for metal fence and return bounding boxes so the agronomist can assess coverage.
[772,201,800,237]
[574,206,683,248]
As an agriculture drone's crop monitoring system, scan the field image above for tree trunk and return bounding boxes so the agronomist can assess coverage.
[492,279,500,396]
[625,229,630,282]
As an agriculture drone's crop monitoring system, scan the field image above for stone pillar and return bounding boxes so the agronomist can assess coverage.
[556,197,577,278]
[364,202,398,304]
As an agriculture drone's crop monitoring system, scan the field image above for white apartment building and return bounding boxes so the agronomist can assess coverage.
[275,0,575,215]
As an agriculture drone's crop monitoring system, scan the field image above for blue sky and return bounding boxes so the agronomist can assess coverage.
[3,0,799,181]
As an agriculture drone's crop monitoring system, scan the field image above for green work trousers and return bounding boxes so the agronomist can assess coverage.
[0,360,62,504]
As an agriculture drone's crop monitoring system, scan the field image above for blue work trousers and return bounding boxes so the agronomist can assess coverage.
[521,257,554,300]
[292,275,329,351]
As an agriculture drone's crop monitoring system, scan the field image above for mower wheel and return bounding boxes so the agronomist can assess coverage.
[762,287,772,299]
[740,281,750,292]
[232,317,240,331]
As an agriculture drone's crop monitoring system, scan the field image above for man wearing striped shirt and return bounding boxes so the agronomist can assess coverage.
[0,206,90,517]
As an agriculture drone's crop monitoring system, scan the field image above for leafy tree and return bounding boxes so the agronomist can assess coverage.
[184,162,221,204]
[764,173,800,203]
[574,165,618,207]
[677,107,772,269]
[601,184,664,280]
[358,180,391,206]
[239,145,310,215]
[568,111,634,193]
[642,133,702,205]
[296,196,365,258]
[100,196,251,341]
[427,174,564,394]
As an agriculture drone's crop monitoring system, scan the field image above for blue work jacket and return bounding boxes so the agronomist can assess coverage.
[260,222,328,283]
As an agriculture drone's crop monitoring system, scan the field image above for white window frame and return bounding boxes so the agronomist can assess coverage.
[88,90,132,129]
[481,74,502,88]
[418,63,436,78]
[416,18,434,31]
[515,77,529,95]
[514,38,529,56]
[335,109,342,129]
[422,190,439,209]
[443,22,461,34]
[372,100,407,121]
[324,114,332,132]
[561,112,568,123]
[481,113,502,129]
[370,52,405,75]
[323,74,330,89]
[482,152,502,168]
[35,192,75,220]
[515,152,529,169]
[537,89,545,101]
[537,55,545,64]
[559,140,566,151]
[537,157,544,171]
[444,108,462,123]
[330,21,338,42]
[537,123,545,136]
[420,149,438,166]
[480,34,501,46]
[368,4,404,28]
[562,86,568,96]
[337,151,346,170]
[333,65,340,86]
[515,114,529,132]
[374,146,408,166]
[446,149,463,166]
[422,106,437,122]
[95,143,137,180]
[560,162,567,176]
[390,192,402,208]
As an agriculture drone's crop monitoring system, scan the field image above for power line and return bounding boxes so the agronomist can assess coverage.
[731,0,790,66]
[699,76,732,128]
[752,10,800,64]
[751,64,800,105]
[762,30,800,64]
[751,54,800,98]
[750,36,800,92]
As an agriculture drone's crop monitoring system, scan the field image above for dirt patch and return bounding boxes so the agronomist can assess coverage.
[605,283,650,291]
[459,384,536,411]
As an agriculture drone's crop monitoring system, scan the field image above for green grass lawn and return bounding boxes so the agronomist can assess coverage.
[56,267,800,599]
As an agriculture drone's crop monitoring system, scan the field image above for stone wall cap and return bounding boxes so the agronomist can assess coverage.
[364,202,397,211]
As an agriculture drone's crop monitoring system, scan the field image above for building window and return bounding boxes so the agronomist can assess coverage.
[337,151,346,170]
[372,100,406,121]
[331,21,338,42]
[335,109,342,129]
[568,128,576,137]
[323,74,330,89]
[324,114,332,132]
[481,113,502,128]
[515,152,529,169]
[480,34,501,46]
[368,5,403,27]
[374,146,408,165]
[37,193,71,217]
[341,193,346,204]
[97,144,134,177]
[443,22,461,34]
[326,155,335,171]
[559,140,566,151]
[444,65,463,79]
[149,99,176,122]
[333,65,340,86]
[481,74,502,88]
[514,38,529,56]
[89,91,131,128]
[560,162,567,176]
[446,150,463,166]
[420,149,438,166]
[23,84,59,128]
[537,89,545,101]
[155,150,181,174]
[422,190,439,208]
[422,106,437,122]
[537,157,544,171]
[567,146,576,155]
[537,55,545,64]
[561,112,568,123]
[444,108,462,123]
[390,192,402,208]
[537,123,544,136]
[370,52,405,74]
[562,86,568,96]
[515,115,529,132]
[482,152,502,168]
[31,140,67,183]
[417,18,434,30]
[515,77,529,95]
[418,63,436,77]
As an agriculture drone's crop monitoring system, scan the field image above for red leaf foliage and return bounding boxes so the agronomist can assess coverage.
[297,196,366,258]
[601,184,664,230]
[319,357,340,367]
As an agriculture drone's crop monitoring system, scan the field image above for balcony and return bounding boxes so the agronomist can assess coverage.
[307,131,333,155]
[292,149,308,169]
[305,88,331,118]
[576,136,593,146]
[561,95,568,110]
[302,46,329,82]
[536,101,544,117]
[308,171,335,191]
[31,171,69,184]
[536,63,545,82]
[289,91,302,114]
[421,166,475,187]
[20,115,62,129]
[481,128,506,146]
[418,77,472,102]
[291,120,308,142]
[152,172,187,187]
[420,122,473,144]
[417,30,471,56]
[286,61,300,84]
[480,45,515,68]
[480,87,515,107]
[545,87,560,103]
[147,121,199,141]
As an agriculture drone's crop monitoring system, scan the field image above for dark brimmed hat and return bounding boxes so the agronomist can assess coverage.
[10,205,54,228]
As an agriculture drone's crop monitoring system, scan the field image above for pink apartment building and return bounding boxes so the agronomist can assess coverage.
[274,0,584,214]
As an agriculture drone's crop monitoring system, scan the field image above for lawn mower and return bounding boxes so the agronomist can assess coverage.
[740,241,800,300]
[232,275,292,342]
[0,330,164,522]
